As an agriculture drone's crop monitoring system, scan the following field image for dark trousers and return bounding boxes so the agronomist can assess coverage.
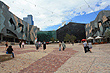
[22,45,24,48]
[63,47,65,51]
[6,52,14,58]
[36,46,39,50]
[84,47,87,53]
[19,45,21,48]
[84,46,90,53]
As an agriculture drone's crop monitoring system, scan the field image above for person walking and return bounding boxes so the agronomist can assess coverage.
[35,41,39,51]
[38,41,41,47]
[83,41,89,53]
[6,45,14,58]
[59,42,61,51]
[72,41,74,46]
[62,41,66,51]
[88,41,92,53]
[5,41,8,47]
[22,41,25,48]
[43,41,46,52]
[19,41,22,48]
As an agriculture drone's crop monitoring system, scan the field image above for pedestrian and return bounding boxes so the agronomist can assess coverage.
[5,41,8,48]
[35,41,39,51]
[38,41,41,47]
[83,41,89,53]
[62,41,66,51]
[88,41,92,53]
[59,42,61,51]
[22,41,25,48]
[19,41,22,48]
[6,45,14,58]
[72,41,74,46]
[43,41,46,52]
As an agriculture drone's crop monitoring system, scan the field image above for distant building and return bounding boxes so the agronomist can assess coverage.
[56,22,86,42]
[85,10,110,43]
[0,1,37,44]
[37,31,56,42]
[23,15,34,25]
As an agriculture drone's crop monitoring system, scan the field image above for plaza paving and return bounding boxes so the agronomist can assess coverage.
[0,43,110,73]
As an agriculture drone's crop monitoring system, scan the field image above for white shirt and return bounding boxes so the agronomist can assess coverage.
[83,42,87,47]
[88,42,92,48]
[22,42,24,45]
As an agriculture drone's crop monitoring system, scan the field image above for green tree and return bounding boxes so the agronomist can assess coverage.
[70,35,76,42]
[55,39,58,41]
[64,33,70,42]
[55,39,59,42]
[64,33,76,42]
[50,37,55,42]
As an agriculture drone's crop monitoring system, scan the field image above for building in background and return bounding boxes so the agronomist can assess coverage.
[23,15,34,25]
[0,1,37,44]
[85,10,110,43]
[37,30,56,42]
[56,22,86,42]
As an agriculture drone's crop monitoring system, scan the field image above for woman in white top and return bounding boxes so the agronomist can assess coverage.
[22,41,25,48]
[83,41,87,53]
[88,42,92,53]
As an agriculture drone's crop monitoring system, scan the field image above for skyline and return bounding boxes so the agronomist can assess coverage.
[1,0,110,31]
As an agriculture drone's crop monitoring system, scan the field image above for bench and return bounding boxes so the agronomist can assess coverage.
[0,53,13,62]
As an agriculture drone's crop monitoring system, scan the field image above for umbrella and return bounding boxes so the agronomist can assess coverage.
[87,37,94,40]
[95,36,102,39]
[81,39,86,41]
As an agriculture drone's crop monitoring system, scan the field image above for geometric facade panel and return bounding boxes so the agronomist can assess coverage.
[0,1,38,43]
[85,10,110,39]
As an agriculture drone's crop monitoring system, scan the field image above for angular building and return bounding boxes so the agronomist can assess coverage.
[56,22,86,42]
[0,1,37,44]
[23,15,34,25]
[85,10,110,42]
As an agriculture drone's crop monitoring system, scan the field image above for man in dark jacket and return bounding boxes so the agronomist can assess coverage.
[6,45,14,58]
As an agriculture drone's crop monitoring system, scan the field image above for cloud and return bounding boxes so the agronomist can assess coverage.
[1,0,110,30]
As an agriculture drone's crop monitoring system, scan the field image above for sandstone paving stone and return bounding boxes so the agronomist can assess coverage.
[0,45,54,73]
[55,43,110,73]
[19,48,77,73]
[1,43,110,73]
[88,57,110,73]
[55,57,94,73]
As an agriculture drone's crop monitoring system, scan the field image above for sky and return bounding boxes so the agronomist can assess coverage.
[1,0,110,31]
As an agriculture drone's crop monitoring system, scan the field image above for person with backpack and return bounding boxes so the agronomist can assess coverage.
[62,41,66,51]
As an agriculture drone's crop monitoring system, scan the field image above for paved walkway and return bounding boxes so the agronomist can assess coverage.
[0,43,110,73]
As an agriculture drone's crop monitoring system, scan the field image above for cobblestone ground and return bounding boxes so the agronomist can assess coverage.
[0,43,110,73]
[55,43,110,73]
[19,48,77,73]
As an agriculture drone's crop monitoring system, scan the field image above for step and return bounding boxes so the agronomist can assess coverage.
[0,53,13,62]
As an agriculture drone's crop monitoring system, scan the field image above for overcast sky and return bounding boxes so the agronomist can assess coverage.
[1,0,110,31]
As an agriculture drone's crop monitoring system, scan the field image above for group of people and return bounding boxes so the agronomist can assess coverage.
[59,41,66,51]
[5,40,25,58]
[83,41,92,53]
[4,40,92,59]
[19,41,25,48]
[35,41,46,52]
